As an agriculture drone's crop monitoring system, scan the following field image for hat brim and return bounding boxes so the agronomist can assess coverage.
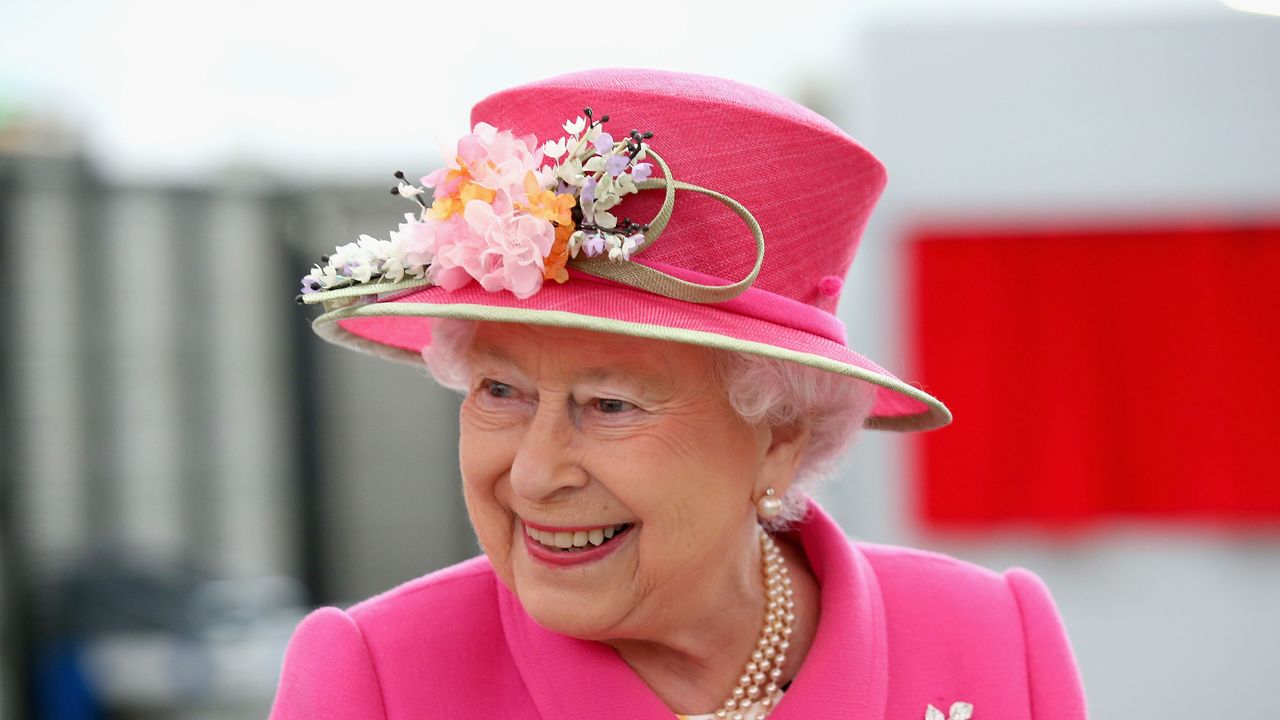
[309,272,951,432]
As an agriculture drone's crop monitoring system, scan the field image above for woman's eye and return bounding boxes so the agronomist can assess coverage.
[483,380,516,398]
[594,398,636,414]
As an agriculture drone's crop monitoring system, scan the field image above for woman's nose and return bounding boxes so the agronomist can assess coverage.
[508,395,588,502]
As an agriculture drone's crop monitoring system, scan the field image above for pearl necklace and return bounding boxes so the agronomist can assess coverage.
[713,527,795,719]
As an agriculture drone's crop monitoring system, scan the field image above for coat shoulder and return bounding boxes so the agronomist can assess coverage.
[344,553,499,630]
[344,554,529,702]
[854,541,1087,719]
[855,540,1008,596]
[272,555,529,718]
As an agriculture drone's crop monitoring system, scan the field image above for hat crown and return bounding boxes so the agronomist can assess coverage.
[470,67,887,314]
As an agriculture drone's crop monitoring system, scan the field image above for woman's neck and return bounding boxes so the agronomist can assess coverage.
[605,530,821,715]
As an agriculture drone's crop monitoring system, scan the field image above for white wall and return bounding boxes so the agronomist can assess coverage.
[818,10,1280,719]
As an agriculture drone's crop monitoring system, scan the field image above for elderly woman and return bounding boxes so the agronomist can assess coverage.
[271,68,1086,719]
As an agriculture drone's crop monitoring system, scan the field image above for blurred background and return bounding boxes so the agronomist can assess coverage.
[2,0,1278,717]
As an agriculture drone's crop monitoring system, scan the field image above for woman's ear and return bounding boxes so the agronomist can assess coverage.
[754,418,811,498]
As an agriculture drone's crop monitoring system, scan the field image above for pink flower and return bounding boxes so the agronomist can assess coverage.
[420,165,464,198]
[415,216,479,291]
[392,215,445,267]
[424,122,549,215]
[387,213,475,290]
[456,199,554,299]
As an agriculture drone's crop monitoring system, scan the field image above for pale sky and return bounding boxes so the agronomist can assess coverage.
[0,0,1224,182]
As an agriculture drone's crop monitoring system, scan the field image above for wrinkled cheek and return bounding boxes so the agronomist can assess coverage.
[459,429,517,574]
[461,480,515,581]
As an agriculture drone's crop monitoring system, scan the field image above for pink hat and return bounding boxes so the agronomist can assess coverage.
[297,67,950,432]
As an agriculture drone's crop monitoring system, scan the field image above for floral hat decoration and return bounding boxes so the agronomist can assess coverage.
[296,68,951,432]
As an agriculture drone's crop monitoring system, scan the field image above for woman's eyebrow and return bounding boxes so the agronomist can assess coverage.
[468,343,518,368]
[468,343,675,392]
[577,363,674,395]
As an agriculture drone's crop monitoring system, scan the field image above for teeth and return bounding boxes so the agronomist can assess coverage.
[526,523,629,550]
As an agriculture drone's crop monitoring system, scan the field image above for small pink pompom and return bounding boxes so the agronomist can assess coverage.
[817,275,843,297]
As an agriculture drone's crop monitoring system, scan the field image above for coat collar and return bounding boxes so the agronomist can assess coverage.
[496,498,889,718]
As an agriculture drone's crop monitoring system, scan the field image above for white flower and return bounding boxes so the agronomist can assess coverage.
[326,234,388,283]
[328,240,361,269]
[551,157,585,186]
[594,210,617,230]
[319,265,341,288]
[567,230,585,258]
[614,171,637,195]
[381,256,406,283]
[542,137,567,159]
[606,232,642,261]
[348,258,375,283]
[357,233,390,256]
[563,116,586,135]
[925,701,973,720]
[383,219,430,282]
[395,181,424,198]
[594,188,621,212]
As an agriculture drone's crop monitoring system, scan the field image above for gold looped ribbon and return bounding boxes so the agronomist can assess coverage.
[299,144,765,309]
[568,146,765,303]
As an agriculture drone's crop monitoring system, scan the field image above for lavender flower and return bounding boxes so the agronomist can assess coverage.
[631,162,653,182]
[583,232,606,257]
[581,176,598,204]
[593,132,614,155]
[605,154,629,177]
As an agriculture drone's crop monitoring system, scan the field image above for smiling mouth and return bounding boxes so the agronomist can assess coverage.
[524,523,634,553]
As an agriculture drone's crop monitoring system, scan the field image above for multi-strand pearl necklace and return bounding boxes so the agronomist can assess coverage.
[713,528,795,719]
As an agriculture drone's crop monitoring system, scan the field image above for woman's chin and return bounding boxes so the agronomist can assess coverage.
[510,560,635,640]
[514,584,623,639]
[503,522,643,637]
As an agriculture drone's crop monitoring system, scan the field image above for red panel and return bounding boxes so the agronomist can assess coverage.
[908,221,1280,529]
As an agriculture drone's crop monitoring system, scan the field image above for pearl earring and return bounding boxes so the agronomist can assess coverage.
[756,487,783,519]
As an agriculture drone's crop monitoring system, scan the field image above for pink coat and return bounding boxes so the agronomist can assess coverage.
[270,501,1087,718]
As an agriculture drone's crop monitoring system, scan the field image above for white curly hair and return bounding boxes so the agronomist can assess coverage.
[420,318,877,528]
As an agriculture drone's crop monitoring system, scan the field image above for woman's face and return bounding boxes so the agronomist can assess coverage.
[457,322,801,641]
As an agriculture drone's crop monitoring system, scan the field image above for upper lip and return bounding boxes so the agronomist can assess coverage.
[520,518,631,533]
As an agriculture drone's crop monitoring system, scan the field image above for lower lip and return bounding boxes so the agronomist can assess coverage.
[522,524,634,568]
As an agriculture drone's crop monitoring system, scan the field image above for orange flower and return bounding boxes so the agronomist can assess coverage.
[427,195,464,220]
[516,170,576,227]
[459,181,497,205]
[438,161,473,193]
[426,157,497,220]
[543,222,574,283]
